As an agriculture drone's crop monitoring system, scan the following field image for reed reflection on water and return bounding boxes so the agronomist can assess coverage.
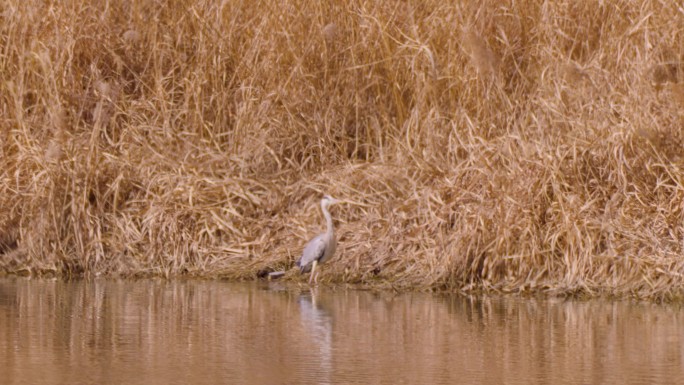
[0,277,682,385]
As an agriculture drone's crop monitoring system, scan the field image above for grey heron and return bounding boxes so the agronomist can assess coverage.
[296,195,339,284]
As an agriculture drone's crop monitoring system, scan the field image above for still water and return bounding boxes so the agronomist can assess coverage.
[0,277,683,385]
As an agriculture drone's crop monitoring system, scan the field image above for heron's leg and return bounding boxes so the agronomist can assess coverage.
[309,260,318,284]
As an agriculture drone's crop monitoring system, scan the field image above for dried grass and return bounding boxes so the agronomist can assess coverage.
[1,1,684,299]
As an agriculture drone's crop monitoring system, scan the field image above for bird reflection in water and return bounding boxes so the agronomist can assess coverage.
[298,289,333,384]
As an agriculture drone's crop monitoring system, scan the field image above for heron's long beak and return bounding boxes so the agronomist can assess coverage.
[336,199,370,207]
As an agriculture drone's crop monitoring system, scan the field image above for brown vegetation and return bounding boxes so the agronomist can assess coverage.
[1,1,683,299]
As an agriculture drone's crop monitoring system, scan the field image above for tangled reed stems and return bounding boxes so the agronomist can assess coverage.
[1,1,684,299]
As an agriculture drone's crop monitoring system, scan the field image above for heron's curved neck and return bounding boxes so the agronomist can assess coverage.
[321,202,334,238]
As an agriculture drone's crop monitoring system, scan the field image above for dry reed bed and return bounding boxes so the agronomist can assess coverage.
[1,1,683,299]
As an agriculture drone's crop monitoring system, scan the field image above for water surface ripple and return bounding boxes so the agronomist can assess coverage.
[1,278,682,384]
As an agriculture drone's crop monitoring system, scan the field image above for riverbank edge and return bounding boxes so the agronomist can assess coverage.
[2,269,683,303]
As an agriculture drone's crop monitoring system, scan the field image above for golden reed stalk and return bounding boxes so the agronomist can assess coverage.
[1,1,683,299]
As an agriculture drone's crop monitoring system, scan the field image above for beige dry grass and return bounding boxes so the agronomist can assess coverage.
[1,1,684,299]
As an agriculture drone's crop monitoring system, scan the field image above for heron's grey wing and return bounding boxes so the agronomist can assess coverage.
[296,234,326,272]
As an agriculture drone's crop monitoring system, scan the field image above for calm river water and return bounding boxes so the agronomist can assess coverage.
[0,277,682,384]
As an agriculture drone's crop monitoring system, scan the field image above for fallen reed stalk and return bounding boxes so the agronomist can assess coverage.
[1,1,683,300]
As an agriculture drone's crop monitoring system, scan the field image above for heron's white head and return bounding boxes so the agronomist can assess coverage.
[321,195,339,207]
